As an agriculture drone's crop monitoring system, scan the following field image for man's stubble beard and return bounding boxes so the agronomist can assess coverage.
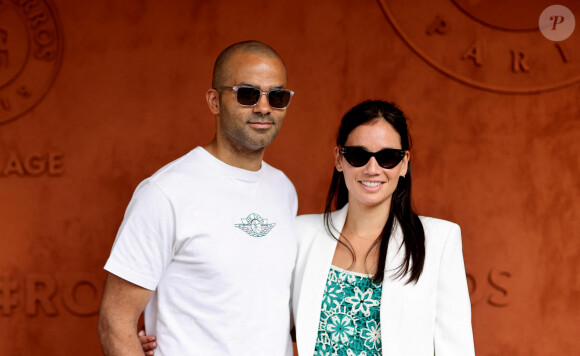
[219,111,282,155]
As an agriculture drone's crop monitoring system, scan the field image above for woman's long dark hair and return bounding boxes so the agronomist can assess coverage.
[324,100,425,284]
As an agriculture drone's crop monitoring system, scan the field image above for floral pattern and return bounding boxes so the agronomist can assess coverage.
[345,287,379,316]
[360,320,381,350]
[321,285,343,311]
[313,266,382,356]
[326,313,356,344]
[346,350,368,356]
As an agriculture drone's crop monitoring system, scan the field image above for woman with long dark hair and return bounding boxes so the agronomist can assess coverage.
[292,100,475,355]
[139,100,475,355]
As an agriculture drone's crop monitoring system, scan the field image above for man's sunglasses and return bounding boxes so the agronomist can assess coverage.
[341,146,406,169]
[215,85,295,109]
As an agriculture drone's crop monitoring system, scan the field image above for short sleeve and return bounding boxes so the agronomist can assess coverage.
[290,184,298,217]
[104,179,175,290]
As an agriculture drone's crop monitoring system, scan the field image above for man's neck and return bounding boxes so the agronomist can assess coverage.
[203,139,264,172]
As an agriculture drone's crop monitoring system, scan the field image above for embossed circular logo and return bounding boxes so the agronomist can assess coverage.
[539,5,575,41]
[379,0,580,94]
[0,0,63,125]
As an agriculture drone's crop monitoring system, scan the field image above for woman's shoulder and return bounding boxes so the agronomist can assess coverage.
[294,213,329,247]
[296,213,325,231]
[419,215,459,229]
[417,216,463,257]
[418,216,461,241]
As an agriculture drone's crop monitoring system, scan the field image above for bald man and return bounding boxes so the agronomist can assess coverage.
[98,41,297,356]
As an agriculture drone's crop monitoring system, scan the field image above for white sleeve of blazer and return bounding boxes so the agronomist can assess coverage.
[292,205,475,356]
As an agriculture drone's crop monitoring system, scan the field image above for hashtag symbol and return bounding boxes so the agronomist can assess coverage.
[0,272,20,316]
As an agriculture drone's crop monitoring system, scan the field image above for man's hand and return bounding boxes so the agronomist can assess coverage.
[98,273,153,355]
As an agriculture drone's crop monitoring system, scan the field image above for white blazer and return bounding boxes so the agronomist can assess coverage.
[292,205,475,355]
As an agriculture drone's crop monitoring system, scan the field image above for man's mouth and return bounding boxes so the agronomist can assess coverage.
[248,121,274,129]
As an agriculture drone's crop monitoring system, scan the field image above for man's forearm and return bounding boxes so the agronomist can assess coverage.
[98,319,145,356]
[98,273,153,355]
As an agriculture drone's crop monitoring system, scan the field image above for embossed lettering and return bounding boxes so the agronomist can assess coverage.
[34,28,54,47]
[12,0,56,61]
[35,46,55,61]
[556,43,569,63]
[511,50,530,73]
[48,152,64,175]
[467,268,513,308]
[426,15,447,35]
[0,273,20,316]
[487,269,511,307]
[25,273,58,316]
[23,154,45,176]
[2,0,61,124]
[462,41,483,66]
[34,29,56,61]
[1,152,65,176]
[13,0,39,14]
[62,277,101,316]
[2,152,25,176]
[28,10,49,29]
[550,15,565,30]
[0,272,104,317]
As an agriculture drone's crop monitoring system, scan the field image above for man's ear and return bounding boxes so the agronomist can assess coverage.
[206,89,220,115]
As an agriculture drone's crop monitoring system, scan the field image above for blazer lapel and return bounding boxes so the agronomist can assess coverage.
[379,220,408,354]
[297,206,348,356]
[384,219,405,275]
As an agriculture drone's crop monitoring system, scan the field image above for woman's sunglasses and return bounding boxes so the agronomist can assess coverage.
[341,146,406,169]
[215,85,295,109]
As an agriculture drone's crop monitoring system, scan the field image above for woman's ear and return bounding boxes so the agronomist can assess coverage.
[400,150,410,177]
[334,146,343,172]
[206,89,220,115]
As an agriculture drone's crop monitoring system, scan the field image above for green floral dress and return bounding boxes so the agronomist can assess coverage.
[313,265,383,356]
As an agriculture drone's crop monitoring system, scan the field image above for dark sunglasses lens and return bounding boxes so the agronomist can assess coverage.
[376,149,403,168]
[344,147,371,167]
[236,87,260,106]
[268,90,291,108]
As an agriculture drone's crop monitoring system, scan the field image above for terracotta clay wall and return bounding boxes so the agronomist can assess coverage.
[1,0,579,354]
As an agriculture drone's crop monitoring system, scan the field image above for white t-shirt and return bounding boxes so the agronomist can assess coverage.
[104,147,298,356]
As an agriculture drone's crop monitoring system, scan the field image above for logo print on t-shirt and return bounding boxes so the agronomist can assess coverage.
[235,213,276,237]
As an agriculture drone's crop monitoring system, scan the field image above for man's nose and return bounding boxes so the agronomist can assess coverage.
[253,92,272,115]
